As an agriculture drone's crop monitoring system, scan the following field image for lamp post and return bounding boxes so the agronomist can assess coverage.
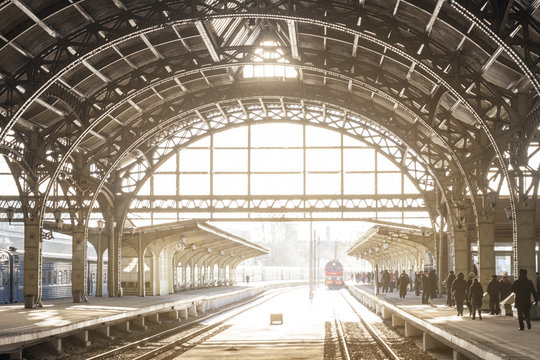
[6,207,14,225]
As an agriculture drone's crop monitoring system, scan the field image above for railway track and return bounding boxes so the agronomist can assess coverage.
[85,287,290,360]
[330,289,401,360]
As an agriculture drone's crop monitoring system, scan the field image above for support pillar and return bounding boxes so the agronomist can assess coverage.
[452,228,468,277]
[23,215,43,309]
[516,205,536,283]
[107,216,117,297]
[438,232,448,293]
[96,233,103,297]
[138,232,145,297]
[72,226,87,302]
[478,217,495,286]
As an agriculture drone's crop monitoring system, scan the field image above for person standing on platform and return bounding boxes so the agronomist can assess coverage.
[499,274,512,301]
[487,274,501,315]
[469,277,484,320]
[414,272,421,296]
[443,271,456,306]
[428,269,437,299]
[422,270,431,304]
[511,269,538,330]
[451,272,467,316]
[382,270,390,293]
[245,275,250,284]
[466,272,475,316]
[398,271,410,299]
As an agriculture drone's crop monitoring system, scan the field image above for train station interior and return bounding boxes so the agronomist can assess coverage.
[0,0,540,359]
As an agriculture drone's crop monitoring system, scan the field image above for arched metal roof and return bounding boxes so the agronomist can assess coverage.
[0,0,537,238]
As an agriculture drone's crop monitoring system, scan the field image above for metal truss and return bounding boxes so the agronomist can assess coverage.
[0,0,537,233]
[129,194,426,213]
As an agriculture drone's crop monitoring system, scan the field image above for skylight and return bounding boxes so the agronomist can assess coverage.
[243,41,297,79]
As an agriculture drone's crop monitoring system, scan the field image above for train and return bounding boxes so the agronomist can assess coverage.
[324,260,344,289]
[0,247,103,304]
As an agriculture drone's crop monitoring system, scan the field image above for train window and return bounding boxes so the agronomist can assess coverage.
[53,271,57,284]
[64,270,68,284]
[58,271,62,284]
[47,271,52,285]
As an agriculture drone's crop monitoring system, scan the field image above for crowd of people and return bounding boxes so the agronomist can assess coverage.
[355,267,540,331]
[444,269,538,329]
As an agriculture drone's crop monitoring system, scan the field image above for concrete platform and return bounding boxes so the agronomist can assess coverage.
[0,281,302,355]
[349,283,540,360]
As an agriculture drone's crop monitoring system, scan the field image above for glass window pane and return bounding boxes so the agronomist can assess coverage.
[138,179,151,195]
[344,173,375,195]
[251,174,303,195]
[495,256,511,276]
[179,174,210,195]
[180,149,210,171]
[213,149,247,172]
[213,127,247,147]
[344,148,375,171]
[377,153,398,171]
[251,123,302,147]
[306,149,340,171]
[157,154,176,172]
[403,175,418,194]
[213,174,248,195]
[306,173,340,194]
[306,126,340,146]
[343,134,368,147]
[251,149,302,172]
[153,174,176,195]
[377,173,402,194]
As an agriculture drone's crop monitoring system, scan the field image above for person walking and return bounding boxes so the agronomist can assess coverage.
[451,272,467,316]
[443,271,456,306]
[511,269,539,330]
[428,269,438,299]
[422,270,431,304]
[486,274,500,315]
[469,277,484,320]
[398,271,410,299]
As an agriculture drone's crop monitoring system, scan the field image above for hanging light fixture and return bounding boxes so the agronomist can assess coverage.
[6,207,14,225]
[53,208,62,231]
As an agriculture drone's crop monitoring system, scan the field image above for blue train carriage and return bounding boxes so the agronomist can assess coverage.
[1,248,100,303]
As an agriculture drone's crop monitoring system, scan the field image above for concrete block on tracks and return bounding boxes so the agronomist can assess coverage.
[270,313,283,325]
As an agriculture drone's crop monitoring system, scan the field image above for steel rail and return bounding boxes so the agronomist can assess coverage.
[331,296,352,360]
[339,288,401,360]
[85,287,290,360]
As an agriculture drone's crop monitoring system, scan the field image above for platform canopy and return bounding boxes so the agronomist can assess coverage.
[347,222,433,268]
[119,219,269,261]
